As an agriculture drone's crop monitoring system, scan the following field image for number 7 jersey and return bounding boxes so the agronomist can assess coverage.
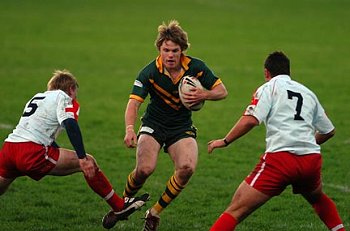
[5,90,79,146]
[244,75,334,155]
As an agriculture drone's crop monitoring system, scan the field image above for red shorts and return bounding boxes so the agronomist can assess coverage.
[245,151,322,196]
[0,142,59,181]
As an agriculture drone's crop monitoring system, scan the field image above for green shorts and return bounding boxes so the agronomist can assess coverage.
[138,121,197,153]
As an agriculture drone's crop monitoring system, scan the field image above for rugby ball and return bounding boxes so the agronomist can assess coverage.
[178,76,205,111]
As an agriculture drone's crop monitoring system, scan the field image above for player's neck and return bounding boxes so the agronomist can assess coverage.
[165,67,183,81]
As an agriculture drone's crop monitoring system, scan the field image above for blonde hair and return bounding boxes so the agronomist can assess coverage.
[47,69,78,94]
[155,20,190,51]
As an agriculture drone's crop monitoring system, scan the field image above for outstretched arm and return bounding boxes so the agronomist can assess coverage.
[208,115,259,154]
[63,118,95,178]
[63,118,86,159]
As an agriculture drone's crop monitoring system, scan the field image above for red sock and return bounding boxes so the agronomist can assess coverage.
[84,169,124,211]
[312,193,345,231]
[210,212,238,231]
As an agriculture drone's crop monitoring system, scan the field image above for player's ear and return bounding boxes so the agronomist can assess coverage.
[68,86,77,99]
[264,68,272,81]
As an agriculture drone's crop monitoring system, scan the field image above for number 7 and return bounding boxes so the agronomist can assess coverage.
[287,90,304,121]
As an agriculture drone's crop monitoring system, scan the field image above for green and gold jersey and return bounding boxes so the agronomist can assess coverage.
[130,54,222,129]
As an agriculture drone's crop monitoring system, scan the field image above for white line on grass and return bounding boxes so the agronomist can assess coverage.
[324,183,350,193]
[0,123,13,130]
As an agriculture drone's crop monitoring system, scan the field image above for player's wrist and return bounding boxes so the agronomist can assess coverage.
[223,138,230,146]
[126,124,134,132]
[78,155,88,160]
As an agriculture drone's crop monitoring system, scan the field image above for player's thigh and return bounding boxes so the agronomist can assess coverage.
[301,183,323,204]
[168,137,198,170]
[0,176,15,195]
[48,148,81,176]
[136,134,161,172]
[226,181,271,222]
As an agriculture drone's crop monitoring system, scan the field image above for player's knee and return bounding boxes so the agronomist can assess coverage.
[136,166,154,180]
[177,165,195,182]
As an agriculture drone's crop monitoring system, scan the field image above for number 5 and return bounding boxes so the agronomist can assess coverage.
[23,96,46,117]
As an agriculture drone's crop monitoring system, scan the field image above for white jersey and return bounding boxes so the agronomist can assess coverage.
[244,75,334,155]
[6,90,77,146]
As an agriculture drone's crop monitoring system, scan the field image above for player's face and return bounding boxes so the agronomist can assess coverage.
[159,40,182,71]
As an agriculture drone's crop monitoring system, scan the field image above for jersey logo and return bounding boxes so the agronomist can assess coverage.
[140,126,154,134]
[134,80,143,88]
[244,105,256,116]
[185,131,196,136]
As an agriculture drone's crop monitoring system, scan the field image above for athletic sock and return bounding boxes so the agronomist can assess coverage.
[312,193,345,231]
[153,174,185,214]
[123,171,144,198]
[210,212,238,231]
[84,169,124,211]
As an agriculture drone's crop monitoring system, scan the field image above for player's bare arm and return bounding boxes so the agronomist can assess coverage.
[315,129,335,145]
[182,83,227,106]
[204,83,228,101]
[208,115,258,154]
[124,99,142,148]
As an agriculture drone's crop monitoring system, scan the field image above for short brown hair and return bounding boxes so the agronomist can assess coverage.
[155,20,190,51]
[264,51,290,77]
[47,69,78,94]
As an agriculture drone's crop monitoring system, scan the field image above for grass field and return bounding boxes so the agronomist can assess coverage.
[0,0,349,230]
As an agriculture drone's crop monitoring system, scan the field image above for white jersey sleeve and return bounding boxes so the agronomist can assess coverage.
[5,90,75,146]
[313,98,334,134]
[244,75,334,155]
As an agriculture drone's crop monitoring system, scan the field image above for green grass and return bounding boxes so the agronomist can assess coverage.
[0,0,349,230]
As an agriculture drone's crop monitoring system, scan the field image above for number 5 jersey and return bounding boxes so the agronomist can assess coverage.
[5,90,80,146]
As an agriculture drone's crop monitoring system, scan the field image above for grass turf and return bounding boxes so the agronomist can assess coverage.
[0,0,349,230]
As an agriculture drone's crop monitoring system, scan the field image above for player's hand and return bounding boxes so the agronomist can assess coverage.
[124,126,137,148]
[207,139,227,154]
[183,87,206,106]
[79,156,95,179]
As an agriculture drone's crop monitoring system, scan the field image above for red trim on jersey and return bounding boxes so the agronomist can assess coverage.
[250,97,259,105]
[249,89,259,105]
[65,99,80,121]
